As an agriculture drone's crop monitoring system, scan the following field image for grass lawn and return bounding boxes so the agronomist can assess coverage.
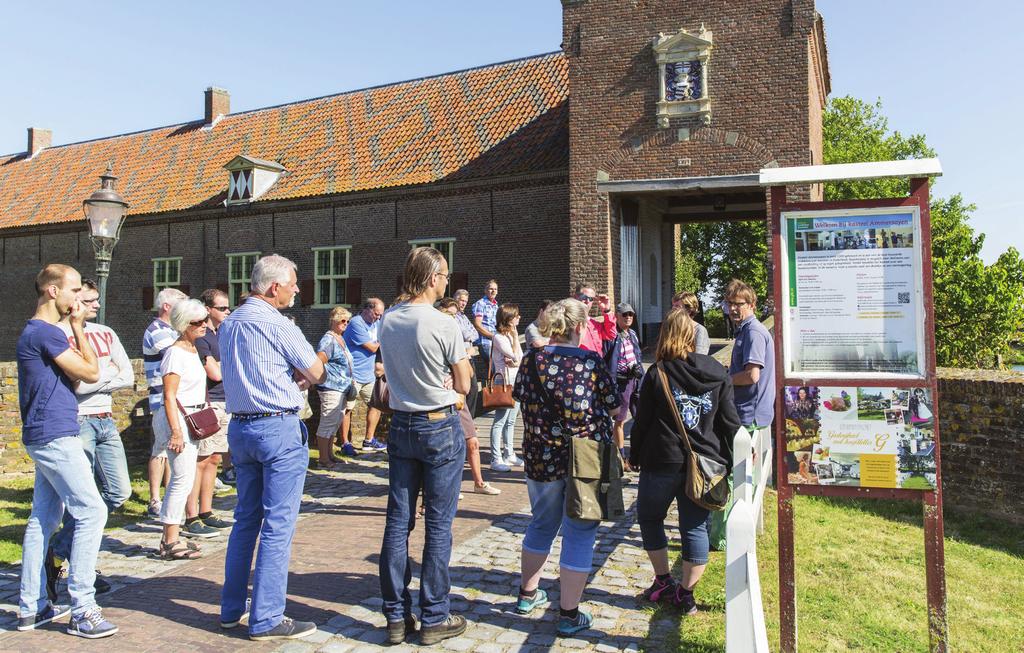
[639,491,1024,652]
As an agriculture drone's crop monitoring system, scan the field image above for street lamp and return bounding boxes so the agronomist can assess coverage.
[83,164,129,325]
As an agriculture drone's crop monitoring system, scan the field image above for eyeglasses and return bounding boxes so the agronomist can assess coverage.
[81,297,101,305]
[435,272,452,281]
[337,320,349,324]
[620,312,635,317]
[189,319,208,327]
[577,294,595,303]
[727,301,749,308]
[211,305,230,312]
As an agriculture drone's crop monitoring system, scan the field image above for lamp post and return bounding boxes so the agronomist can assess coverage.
[83,164,129,325]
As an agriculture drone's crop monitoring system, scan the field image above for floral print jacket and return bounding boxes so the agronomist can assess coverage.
[513,345,621,482]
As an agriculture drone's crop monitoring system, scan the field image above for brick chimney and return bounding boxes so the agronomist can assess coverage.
[27,128,52,157]
[204,87,230,124]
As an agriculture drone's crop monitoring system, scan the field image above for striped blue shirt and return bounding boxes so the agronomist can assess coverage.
[219,297,319,414]
[143,318,178,412]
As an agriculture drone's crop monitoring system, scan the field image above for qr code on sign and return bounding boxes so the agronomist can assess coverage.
[898,292,910,304]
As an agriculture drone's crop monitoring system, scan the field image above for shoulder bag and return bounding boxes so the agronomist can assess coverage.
[656,363,730,511]
[530,352,624,521]
[333,333,359,403]
[369,374,392,414]
[176,395,219,440]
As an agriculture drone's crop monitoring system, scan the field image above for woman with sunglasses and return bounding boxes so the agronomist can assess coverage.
[315,306,356,470]
[154,299,216,559]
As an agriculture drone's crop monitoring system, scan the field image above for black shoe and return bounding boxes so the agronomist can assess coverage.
[44,547,62,603]
[94,572,111,595]
[420,614,467,646]
[249,617,317,641]
[386,614,420,645]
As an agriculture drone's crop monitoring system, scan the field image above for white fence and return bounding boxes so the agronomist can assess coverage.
[725,426,772,653]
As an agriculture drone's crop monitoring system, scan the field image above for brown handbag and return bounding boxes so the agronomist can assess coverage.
[481,371,515,410]
[369,375,392,414]
[176,398,219,440]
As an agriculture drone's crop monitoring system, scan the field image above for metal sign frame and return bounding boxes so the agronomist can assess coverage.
[768,179,948,653]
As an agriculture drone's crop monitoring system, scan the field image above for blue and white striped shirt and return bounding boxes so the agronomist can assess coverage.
[143,318,179,412]
[219,298,319,414]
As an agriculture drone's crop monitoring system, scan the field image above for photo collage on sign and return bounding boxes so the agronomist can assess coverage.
[784,385,936,489]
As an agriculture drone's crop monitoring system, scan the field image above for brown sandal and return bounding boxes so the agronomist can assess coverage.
[160,539,202,560]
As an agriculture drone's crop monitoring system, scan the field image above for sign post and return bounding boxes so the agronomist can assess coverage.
[761,160,948,653]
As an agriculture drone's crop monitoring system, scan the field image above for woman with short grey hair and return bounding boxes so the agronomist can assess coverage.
[156,299,218,559]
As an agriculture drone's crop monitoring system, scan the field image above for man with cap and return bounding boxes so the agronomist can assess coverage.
[603,302,644,466]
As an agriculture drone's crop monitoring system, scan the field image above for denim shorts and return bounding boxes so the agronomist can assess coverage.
[522,477,600,573]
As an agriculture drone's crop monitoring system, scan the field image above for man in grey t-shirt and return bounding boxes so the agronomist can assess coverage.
[377,247,472,646]
[524,299,552,349]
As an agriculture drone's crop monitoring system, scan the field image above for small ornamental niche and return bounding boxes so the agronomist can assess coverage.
[224,155,285,205]
[653,25,713,127]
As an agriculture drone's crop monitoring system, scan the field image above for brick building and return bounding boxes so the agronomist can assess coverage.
[0,0,828,356]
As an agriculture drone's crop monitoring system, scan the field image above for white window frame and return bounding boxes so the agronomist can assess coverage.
[152,257,182,293]
[311,246,352,308]
[227,251,261,307]
[408,238,455,273]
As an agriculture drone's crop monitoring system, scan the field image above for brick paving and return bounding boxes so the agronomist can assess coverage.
[0,418,671,652]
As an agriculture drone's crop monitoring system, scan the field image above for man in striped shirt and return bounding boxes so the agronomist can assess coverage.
[218,255,325,642]
[142,288,187,518]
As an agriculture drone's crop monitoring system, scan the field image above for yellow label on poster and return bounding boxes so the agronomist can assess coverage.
[860,454,897,488]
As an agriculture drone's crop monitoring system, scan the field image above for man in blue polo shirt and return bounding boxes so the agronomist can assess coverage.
[726,279,776,429]
[16,264,117,639]
[343,298,386,451]
[219,255,325,641]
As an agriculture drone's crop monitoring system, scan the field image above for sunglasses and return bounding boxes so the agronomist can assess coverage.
[577,294,595,303]
[211,305,230,312]
[189,319,208,327]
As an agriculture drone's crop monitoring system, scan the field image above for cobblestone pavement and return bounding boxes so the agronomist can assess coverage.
[0,418,669,652]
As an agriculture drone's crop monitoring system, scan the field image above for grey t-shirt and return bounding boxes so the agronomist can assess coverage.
[379,302,466,412]
[524,321,548,349]
[729,316,775,426]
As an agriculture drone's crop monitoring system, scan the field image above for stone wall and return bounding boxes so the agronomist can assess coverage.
[936,367,1024,524]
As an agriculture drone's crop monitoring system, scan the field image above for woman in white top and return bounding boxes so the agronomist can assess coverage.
[155,299,214,559]
[489,304,524,472]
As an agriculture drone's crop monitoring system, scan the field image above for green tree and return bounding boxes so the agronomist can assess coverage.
[675,220,768,301]
[823,96,1024,367]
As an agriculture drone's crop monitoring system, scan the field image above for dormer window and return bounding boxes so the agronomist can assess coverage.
[653,25,714,127]
[223,155,285,205]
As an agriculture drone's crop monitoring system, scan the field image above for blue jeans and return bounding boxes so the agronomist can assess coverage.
[522,477,600,573]
[221,414,308,636]
[379,409,465,627]
[52,416,132,561]
[21,435,108,618]
[489,402,519,461]
[637,469,711,565]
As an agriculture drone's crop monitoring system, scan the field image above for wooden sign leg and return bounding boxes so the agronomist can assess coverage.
[923,490,948,652]
[778,483,797,653]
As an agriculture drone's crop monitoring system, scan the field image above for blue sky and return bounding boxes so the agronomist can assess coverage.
[2,1,1018,263]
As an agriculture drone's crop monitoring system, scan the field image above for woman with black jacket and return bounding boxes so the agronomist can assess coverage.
[629,308,742,614]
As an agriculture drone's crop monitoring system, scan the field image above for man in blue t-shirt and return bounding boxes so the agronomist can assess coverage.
[726,279,776,428]
[15,264,117,638]
[343,298,387,451]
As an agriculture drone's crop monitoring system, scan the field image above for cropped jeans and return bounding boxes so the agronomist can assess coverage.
[522,477,600,573]
[379,408,465,627]
[221,413,308,636]
[637,469,711,565]
[21,435,107,618]
[51,415,132,561]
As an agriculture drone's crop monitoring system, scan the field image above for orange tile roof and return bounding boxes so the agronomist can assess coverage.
[0,52,568,231]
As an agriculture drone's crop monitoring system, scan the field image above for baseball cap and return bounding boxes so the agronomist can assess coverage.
[616,302,635,315]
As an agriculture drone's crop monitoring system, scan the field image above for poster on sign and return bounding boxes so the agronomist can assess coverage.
[783,384,936,490]
[780,207,927,378]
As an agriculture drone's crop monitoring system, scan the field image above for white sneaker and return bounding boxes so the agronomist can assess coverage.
[506,454,524,466]
[491,460,511,472]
